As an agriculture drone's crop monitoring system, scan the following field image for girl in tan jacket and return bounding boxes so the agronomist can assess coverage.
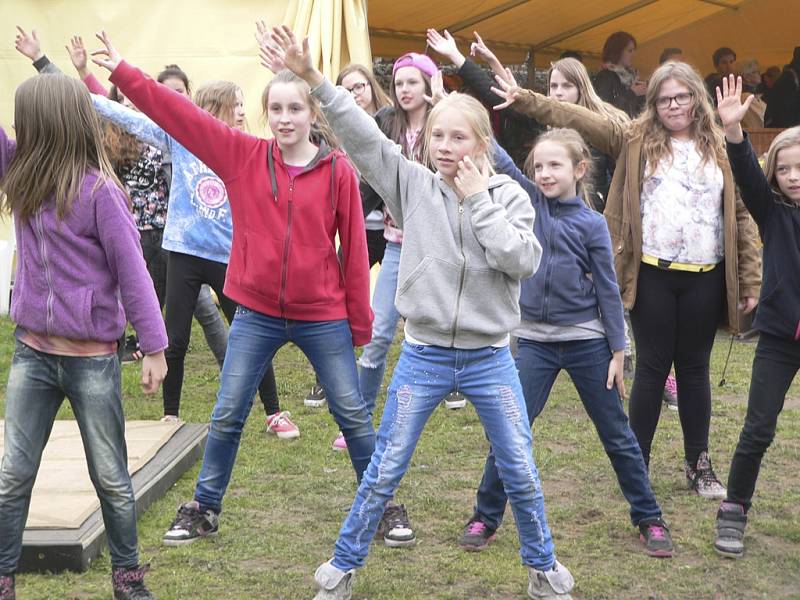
[494,60,761,499]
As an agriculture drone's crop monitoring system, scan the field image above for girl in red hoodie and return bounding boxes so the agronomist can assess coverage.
[91,32,375,546]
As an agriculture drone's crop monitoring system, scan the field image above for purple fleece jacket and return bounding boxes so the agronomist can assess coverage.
[1,126,167,354]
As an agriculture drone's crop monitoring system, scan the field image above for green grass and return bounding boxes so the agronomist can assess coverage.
[1,316,798,600]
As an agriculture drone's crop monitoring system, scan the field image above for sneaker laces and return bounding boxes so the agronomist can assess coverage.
[647,524,667,540]
[268,411,292,428]
[467,520,487,535]
[383,504,410,529]
[170,503,200,530]
[664,375,677,396]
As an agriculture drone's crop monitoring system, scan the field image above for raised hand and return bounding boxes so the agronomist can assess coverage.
[426,28,465,68]
[66,35,89,76]
[716,74,754,143]
[469,32,502,71]
[423,70,448,106]
[14,26,43,62]
[490,68,521,110]
[90,30,122,72]
[453,155,489,200]
[268,25,321,86]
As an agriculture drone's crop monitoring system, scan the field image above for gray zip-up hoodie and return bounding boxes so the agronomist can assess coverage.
[313,79,542,348]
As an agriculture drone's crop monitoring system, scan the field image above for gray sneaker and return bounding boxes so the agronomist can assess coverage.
[714,501,747,558]
[528,560,575,599]
[444,391,467,409]
[685,451,727,499]
[313,560,354,600]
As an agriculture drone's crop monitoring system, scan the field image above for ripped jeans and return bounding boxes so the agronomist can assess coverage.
[332,342,556,571]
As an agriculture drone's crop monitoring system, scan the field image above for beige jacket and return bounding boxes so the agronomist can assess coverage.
[513,90,762,332]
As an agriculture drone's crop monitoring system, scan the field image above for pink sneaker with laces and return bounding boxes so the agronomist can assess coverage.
[266,411,300,439]
[331,431,347,451]
[663,374,678,411]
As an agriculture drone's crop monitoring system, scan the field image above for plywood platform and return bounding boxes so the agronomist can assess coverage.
[0,420,207,573]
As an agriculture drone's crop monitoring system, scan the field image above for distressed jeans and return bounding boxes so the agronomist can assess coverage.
[0,341,138,574]
[333,342,556,571]
[194,309,375,513]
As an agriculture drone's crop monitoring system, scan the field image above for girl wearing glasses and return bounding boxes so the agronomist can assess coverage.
[493,60,761,501]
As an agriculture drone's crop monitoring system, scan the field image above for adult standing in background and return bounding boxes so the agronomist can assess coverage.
[593,31,647,118]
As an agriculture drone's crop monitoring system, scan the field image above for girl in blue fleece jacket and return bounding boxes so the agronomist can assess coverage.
[461,129,674,559]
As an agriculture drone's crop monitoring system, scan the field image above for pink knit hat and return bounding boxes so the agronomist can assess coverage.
[392,52,439,79]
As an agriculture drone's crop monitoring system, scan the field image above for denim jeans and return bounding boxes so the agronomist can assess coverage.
[726,332,799,511]
[194,309,375,513]
[0,341,138,573]
[473,338,661,529]
[333,342,556,571]
[358,241,401,414]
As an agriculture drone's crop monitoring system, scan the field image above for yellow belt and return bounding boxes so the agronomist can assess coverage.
[641,254,718,273]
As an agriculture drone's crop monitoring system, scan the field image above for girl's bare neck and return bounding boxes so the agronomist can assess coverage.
[406,105,427,132]
[280,139,319,166]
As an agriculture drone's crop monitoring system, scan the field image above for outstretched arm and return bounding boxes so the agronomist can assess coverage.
[67,35,109,95]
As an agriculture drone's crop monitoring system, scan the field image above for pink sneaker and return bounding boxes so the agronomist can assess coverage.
[266,411,300,439]
[663,374,678,411]
[331,431,347,451]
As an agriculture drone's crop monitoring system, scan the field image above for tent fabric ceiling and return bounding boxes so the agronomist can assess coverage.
[366,0,791,72]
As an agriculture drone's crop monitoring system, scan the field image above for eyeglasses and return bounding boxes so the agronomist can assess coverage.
[655,92,693,109]
[345,82,369,96]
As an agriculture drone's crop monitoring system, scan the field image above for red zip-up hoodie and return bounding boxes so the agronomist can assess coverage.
[110,61,373,345]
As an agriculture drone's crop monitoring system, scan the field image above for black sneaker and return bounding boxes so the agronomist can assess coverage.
[112,565,154,600]
[304,385,327,408]
[458,517,497,552]
[377,503,416,547]
[638,518,674,557]
[444,391,467,409]
[714,501,747,558]
[120,335,142,364]
[162,500,219,546]
[0,574,14,600]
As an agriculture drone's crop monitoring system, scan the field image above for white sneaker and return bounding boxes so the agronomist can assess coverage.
[313,560,354,600]
[528,560,575,599]
[444,391,467,409]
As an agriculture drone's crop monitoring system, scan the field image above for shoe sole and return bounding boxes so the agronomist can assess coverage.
[384,536,417,548]
[639,534,674,558]
[304,399,327,408]
[331,443,347,452]
[268,430,300,440]
[714,544,743,559]
[459,534,497,552]
[445,401,466,410]
[162,530,219,546]
[686,481,727,500]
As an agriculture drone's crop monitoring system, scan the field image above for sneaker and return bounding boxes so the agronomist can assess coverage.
[120,335,142,364]
[331,431,347,451]
[313,560,354,600]
[527,560,575,599]
[377,503,416,547]
[162,500,219,546]
[444,391,467,409]
[623,354,634,379]
[266,411,300,439]
[112,565,154,600]
[458,517,497,551]
[714,501,747,558]
[305,385,327,408]
[160,415,180,423]
[0,574,14,600]
[662,374,678,411]
[685,451,727,499]
[638,518,674,557]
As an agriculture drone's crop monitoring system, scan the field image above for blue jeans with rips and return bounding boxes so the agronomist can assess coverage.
[193,309,375,513]
[332,342,557,571]
[474,337,662,529]
[0,341,138,573]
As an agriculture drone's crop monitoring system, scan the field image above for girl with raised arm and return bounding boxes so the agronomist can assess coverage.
[493,61,762,500]
[713,75,800,558]
[266,25,574,600]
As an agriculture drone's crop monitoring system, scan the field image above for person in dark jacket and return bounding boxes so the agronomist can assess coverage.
[593,31,647,118]
[763,47,800,127]
[714,74,800,559]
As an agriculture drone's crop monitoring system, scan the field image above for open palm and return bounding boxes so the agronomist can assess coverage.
[269,26,313,76]
[716,74,753,128]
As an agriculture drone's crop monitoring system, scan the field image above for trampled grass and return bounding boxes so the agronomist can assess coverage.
[1,316,798,599]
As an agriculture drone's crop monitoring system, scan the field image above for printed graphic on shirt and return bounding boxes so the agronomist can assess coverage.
[187,164,230,222]
[118,144,169,230]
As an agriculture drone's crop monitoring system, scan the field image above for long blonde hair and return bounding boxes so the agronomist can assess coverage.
[423,93,494,174]
[194,80,242,127]
[548,58,629,127]
[1,75,123,222]
[764,126,800,203]
[525,128,594,206]
[633,62,726,178]
[262,70,340,149]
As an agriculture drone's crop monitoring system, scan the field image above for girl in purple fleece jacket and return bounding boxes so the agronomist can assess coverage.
[0,71,167,600]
